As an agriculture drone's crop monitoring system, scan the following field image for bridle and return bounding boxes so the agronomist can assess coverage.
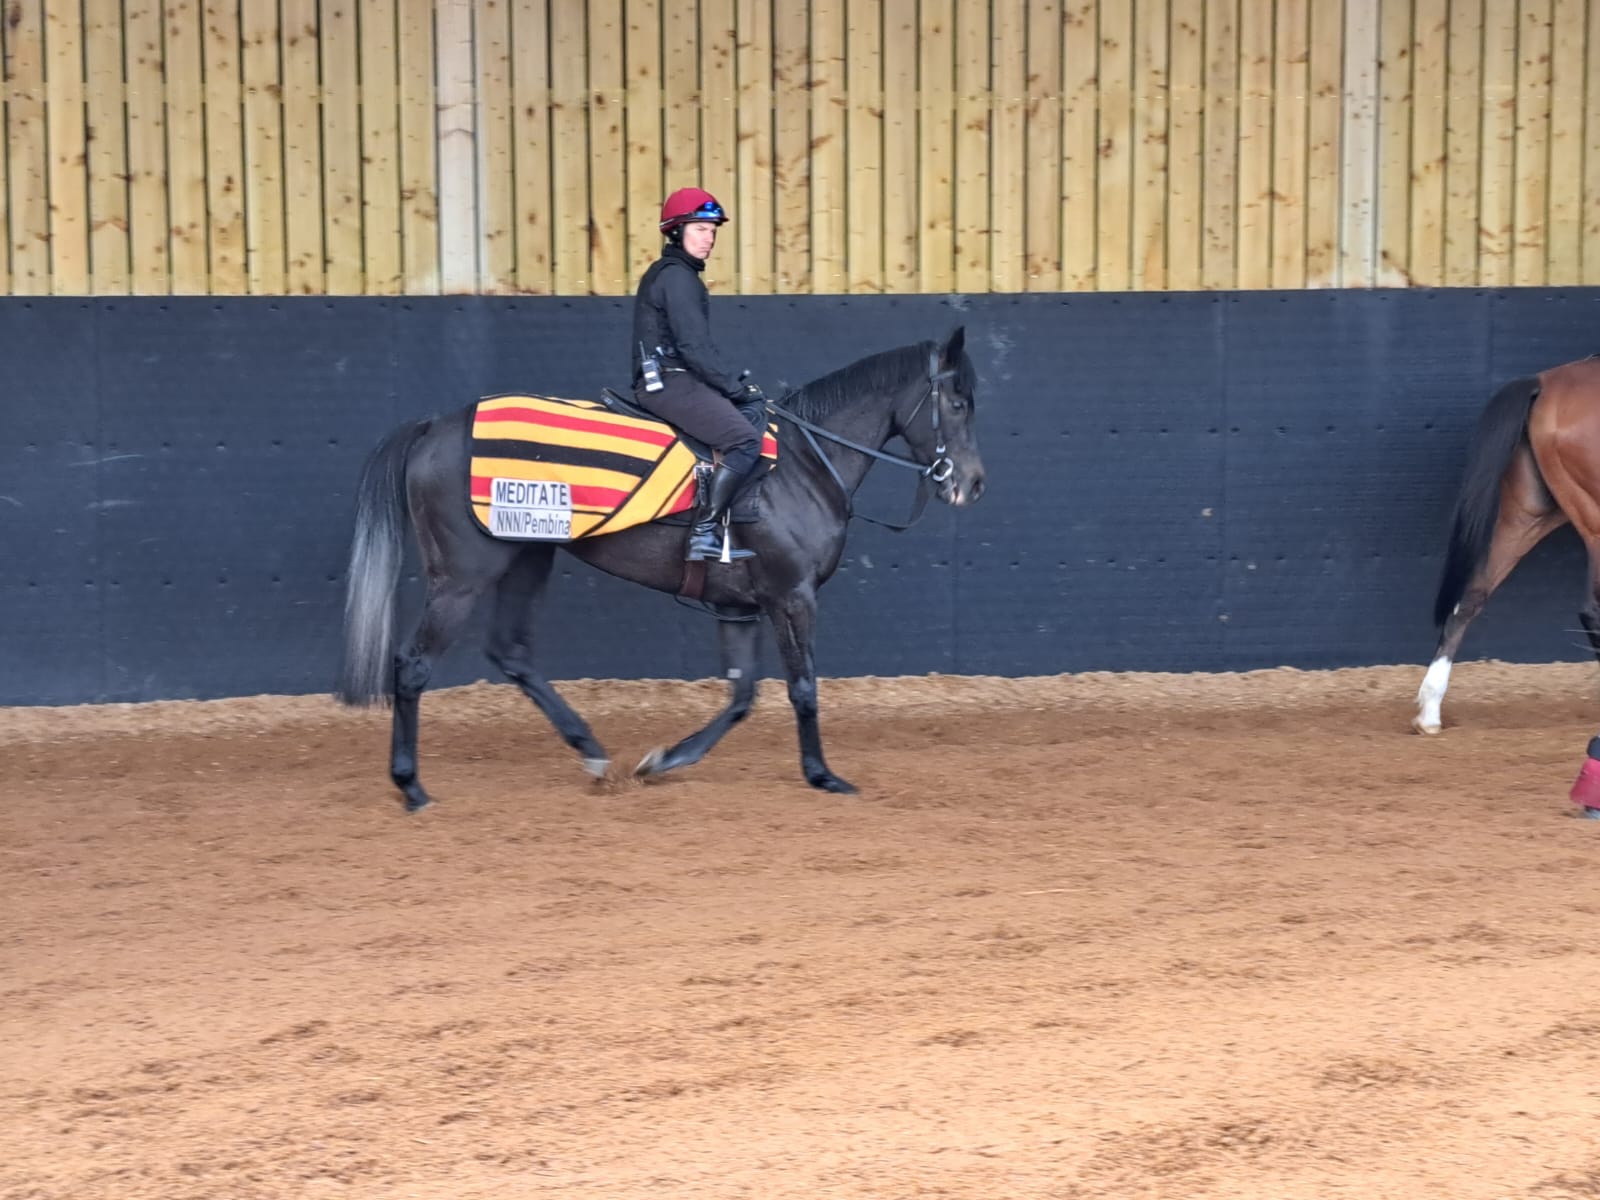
[767,349,959,531]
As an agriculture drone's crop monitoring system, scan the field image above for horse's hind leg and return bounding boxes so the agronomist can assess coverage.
[635,618,761,778]
[1415,479,1565,734]
[393,579,490,811]
[486,547,611,777]
[1576,541,1600,665]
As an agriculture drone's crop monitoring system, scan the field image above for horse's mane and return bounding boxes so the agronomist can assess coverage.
[780,341,975,423]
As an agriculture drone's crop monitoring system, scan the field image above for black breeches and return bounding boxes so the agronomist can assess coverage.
[635,372,762,476]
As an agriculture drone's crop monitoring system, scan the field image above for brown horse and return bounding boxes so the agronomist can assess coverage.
[1414,354,1600,739]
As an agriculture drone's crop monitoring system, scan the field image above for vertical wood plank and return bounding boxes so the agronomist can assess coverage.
[1200,0,1237,289]
[1304,0,1343,286]
[773,1,811,291]
[281,0,325,292]
[627,0,663,288]
[1131,0,1169,289]
[45,0,89,294]
[243,0,286,292]
[1024,0,1063,290]
[990,0,1026,293]
[810,0,847,292]
[0,3,8,296]
[1376,0,1413,285]
[1442,0,1482,284]
[1062,0,1098,289]
[919,0,954,290]
[1545,0,1585,284]
[322,0,364,293]
[550,0,590,293]
[360,0,402,294]
[86,0,130,293]
[1512,0,1552,286]
[1234,0,1272,289]
[313,0,361,294]
[882,0,918,288]
[475,0,515,292]
[165,0,208,291]
[590,0,628,293]
[1166,0,1203,291]
[664,0,701,190]
[954,0,991,291]
[735,0,774,292]
[699,0,736,287]
[1585,0,1600,284]
[846,0,884,293]
[5,0,48,293]
[126,0,170,293]
[1477,0,1516,284]
[1096,0,1132,289]
[436,0,477,293]
[1270,0,1308,288]
[1340,0,1379,286]
[204,0,247,292]
[398,0,439,292]
[1408,0,1448,285]
[512,0,552,293]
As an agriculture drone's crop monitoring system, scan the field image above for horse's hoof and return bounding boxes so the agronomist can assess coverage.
[634,747,667,777]
[809,773,857,795]
[1411,716,1442,736]
[1581,807,1600,820]
[583,756,611,779]
[403,794,433,813]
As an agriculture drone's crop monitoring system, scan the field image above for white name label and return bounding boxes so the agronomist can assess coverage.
[488,477,573,540]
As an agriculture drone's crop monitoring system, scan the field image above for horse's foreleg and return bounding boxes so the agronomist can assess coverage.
[486,548,611,777]
[393,582,483,811]
[1415,504,1564,734]
[765,586,854,794]
[635,618,761,778]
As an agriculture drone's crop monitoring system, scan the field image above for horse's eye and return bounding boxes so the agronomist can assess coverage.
[949,397,966,412]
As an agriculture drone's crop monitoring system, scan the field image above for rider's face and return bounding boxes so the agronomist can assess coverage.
[680,221,719,261]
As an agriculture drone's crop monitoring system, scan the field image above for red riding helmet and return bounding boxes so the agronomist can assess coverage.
[660,187,729,233]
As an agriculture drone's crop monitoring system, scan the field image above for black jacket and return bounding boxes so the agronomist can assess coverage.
[631,245,744,397]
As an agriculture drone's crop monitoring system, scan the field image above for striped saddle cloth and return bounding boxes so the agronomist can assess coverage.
[468,393,778,542]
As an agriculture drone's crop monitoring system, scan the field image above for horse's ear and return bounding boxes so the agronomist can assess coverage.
[942,325,966,366]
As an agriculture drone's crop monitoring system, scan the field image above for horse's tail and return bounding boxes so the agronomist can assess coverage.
[335,419,431,707]
[1433,376,1542,629]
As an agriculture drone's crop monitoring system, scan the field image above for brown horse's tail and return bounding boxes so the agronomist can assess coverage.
[1433,376,1542,629]
[335,419,431,707]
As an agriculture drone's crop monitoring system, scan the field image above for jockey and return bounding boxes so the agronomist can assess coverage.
[631,187,765,561]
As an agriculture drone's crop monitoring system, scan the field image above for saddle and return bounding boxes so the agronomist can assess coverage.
[467,391,777,543]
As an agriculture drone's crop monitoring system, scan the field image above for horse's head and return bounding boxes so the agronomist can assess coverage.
[895,326,986,507]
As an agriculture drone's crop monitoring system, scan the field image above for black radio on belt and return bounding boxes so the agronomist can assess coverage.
[639,342,664,393]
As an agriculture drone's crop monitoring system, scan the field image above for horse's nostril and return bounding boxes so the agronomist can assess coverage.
[971,475,986,500]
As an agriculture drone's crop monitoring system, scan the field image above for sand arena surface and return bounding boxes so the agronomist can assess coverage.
[5,660,1600,1199]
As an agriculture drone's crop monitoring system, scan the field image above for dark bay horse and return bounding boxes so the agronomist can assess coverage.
[335,327,986,811]
[1415,354,1600,739]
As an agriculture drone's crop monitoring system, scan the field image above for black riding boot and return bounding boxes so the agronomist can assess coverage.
[686,461,756,562]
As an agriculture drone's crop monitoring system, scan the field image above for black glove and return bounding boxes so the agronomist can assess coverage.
[733,382,767,433]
